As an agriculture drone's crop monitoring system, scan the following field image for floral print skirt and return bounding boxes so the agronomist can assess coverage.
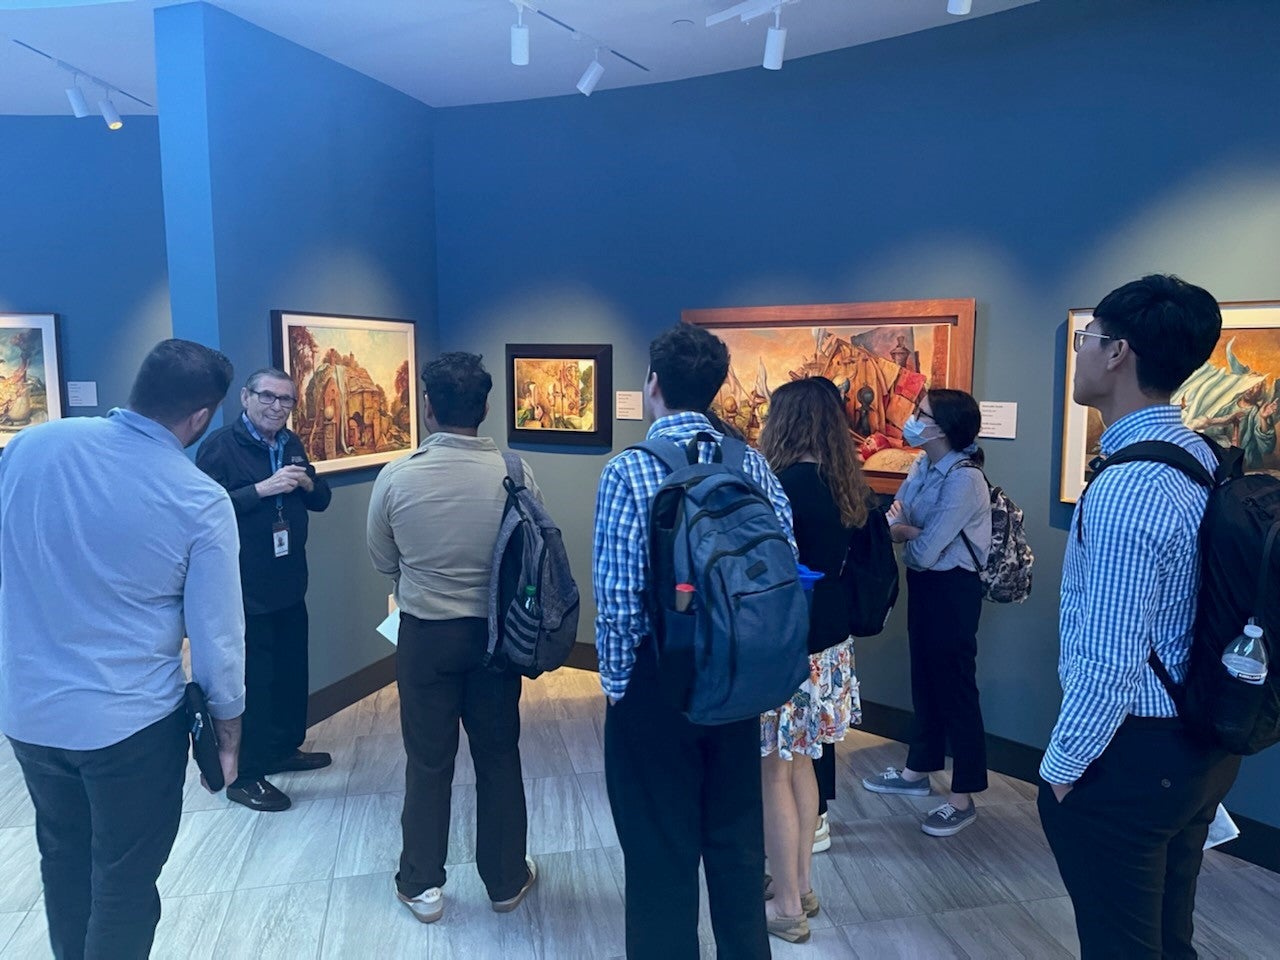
[761,637,861,760]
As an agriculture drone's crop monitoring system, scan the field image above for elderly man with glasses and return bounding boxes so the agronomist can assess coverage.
[197,367,332,812]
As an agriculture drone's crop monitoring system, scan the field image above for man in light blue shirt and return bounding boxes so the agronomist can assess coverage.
[1039,277,1240,959]
[0,339,246,960]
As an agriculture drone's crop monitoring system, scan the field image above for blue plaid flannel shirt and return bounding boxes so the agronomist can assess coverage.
[591,411,796,701]
[1041,405,1215,785]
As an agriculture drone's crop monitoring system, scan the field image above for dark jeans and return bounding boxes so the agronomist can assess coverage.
[815,744,836,817]
[10,708,188,960]
[1038,717,1240,960]
[238,600,310,781]
[605,639,769,960]
[905,567,988,794]
[396,613,528,901]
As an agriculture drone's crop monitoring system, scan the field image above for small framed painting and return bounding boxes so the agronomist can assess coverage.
[0,313,63,449]
[272,310,419,475]
[1061,300,1280,502]
[506,343,613,448]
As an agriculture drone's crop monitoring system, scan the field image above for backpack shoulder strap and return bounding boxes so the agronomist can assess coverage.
[625,438,688,475]
[717,435,749,472]
[1075,440,1215,542]
[502,451,525,487]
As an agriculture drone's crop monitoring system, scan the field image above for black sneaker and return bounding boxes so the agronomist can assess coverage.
[226,777,292,812]
[263,750,332,775]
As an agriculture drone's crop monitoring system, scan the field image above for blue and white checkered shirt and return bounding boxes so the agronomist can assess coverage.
[1040,405,1215,784]
[592,411,796,701]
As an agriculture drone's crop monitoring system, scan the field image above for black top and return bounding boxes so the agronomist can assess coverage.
[196,417,331,615]
[778,462,853,648]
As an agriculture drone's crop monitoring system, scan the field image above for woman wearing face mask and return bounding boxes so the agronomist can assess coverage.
[861,389,992,838]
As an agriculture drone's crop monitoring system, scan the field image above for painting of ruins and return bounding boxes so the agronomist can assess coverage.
[1062,301,1280,501]
[505,343,613,447]
[684,300,976,494]
[273,311,418,475]
[0,314,62,449]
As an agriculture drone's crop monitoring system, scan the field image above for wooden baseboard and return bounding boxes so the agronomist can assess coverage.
[306,653,396,727]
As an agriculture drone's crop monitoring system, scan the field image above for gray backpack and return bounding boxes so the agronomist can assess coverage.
[631,433,810,726]
[485,453,580,678]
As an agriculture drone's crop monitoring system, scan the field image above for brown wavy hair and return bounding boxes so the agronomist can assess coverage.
[759,377,870,529]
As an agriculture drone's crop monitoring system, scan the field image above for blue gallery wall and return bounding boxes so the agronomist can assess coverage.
[432,0,1280,827]
[0,117,171,410]
[155,2,439,691]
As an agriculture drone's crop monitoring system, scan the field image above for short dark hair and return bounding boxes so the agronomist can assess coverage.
[649,324,730,412]
[245,367,293,393]
[1094,275,1222,394]
[926,388,982,454]
[420,352,492,428]
[128,339,233,425]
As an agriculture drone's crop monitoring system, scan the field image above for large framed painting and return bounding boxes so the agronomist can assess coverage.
[272,311,418,475]
[1061,300,1280,502]
[506,343,613,447]
[0,313,63,449]
[683,300,976,495]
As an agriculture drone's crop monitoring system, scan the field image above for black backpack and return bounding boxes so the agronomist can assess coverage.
[1082,437,1280,755]
[811,503,899,647]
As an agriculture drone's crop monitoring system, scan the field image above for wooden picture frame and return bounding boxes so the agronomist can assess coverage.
[1061,300,1280,502]
[506,343,613,448]
[0,313,64,449]
[683,299,976,494]
[272,310,419,475]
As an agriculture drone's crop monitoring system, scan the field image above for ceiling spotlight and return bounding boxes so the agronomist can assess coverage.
[511,5,529,66]
[763,7,787,70]
[947,0,973,14]
[65,80,89,118]
[577,50,604,96]
[99,96,122,130]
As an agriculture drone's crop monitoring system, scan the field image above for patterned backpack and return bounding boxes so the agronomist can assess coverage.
[954,460,1034,604]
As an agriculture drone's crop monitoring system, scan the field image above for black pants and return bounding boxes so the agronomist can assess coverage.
[396,613,528,901]
[10,709,187,960]
[1038,717,1240,960]
[238,600,310,781]
[905,567,988,794]
[815,744,836,817]
[605,639,769,960]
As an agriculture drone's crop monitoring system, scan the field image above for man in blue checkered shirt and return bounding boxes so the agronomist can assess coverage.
[1039,276,1242,959]
[593,324,792,959]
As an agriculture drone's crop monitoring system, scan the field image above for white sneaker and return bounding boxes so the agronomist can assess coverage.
[812,812,831,853]
[491,857,538,912]
[396,883,444,923]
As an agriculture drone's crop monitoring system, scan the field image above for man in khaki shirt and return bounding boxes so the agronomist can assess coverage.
[367,352,539,925]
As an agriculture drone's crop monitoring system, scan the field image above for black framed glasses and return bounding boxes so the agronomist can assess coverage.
[1073,330,1116,353]
[249,389,297,409]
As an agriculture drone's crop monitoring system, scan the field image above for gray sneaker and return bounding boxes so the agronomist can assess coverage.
[861,766,931,797]
[921,802,977,837]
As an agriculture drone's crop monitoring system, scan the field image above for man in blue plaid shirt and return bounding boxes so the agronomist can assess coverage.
[1040,275,1241,959]
[594,324,792,959]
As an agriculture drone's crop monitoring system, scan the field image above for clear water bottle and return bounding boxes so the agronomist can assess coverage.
[1222,620,1269,685]
[522,585,540,617]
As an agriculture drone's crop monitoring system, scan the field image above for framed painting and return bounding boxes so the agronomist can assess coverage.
[1061,300,1280,502]
[0,313,63,449]
[683,300,976,494]
[271,311,418,475]
[506,343,613,447]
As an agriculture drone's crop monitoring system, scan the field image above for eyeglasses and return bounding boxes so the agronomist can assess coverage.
[249,389,297,410]
[1073,330,1116,353]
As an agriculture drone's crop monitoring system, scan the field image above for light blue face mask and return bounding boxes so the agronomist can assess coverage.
[902,415,941,447]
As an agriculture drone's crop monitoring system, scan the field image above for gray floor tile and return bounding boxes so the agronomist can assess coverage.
[946,802,1067,902]
[557,717,604,774]
[1190,863,1280,958]
[345,733,406,797]
[530,848,625,960]
[770,923,856,958]
[445,783,477,867]
[821,828,928,925]
[334,791,403,879]
[0,827,42,913]
[424,861,537,960]
[938,902,1075,958]
[213,879,329,960]
[452,726,476,786]
[0,908,50,960]
[271,740,359,803]
[842,914,965,959]
[180,758,231,813]
[0,913,25,955]
[575,772,618,848]
[518,721,576,780]
[152,892,234,960]
[158,806,258,898]
[236,797,344,889]
[0,779,34,830]
[322,872,434,958]
[524,776,601,856]
[1019,896,1080,958]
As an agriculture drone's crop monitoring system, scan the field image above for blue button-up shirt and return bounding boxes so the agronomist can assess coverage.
[892,449,992,572]
[0,409,246,750]
[1041,405,1214,784]
[591,412,795,701]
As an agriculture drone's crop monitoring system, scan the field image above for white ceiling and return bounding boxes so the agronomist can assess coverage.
[0,0,1036,115]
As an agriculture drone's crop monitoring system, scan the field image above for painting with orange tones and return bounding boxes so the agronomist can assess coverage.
[0,314,62,449]
[1061,301,1280,502]
[506,343,613,447]
[684,300,976,494]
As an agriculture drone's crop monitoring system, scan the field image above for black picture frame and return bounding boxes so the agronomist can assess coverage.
[505,343,613,448]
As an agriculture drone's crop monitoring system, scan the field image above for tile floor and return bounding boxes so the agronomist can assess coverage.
[1,667,1278,958]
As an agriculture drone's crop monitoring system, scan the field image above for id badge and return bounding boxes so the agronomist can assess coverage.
[272,520,290,558]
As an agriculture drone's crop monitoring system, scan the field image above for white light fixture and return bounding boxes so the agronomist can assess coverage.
[763,7,787,70]
[511,4,529,66]
[99,96,122,130]
[577,50,604,96]
[65,78,89,118]
[947,0,973,15]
